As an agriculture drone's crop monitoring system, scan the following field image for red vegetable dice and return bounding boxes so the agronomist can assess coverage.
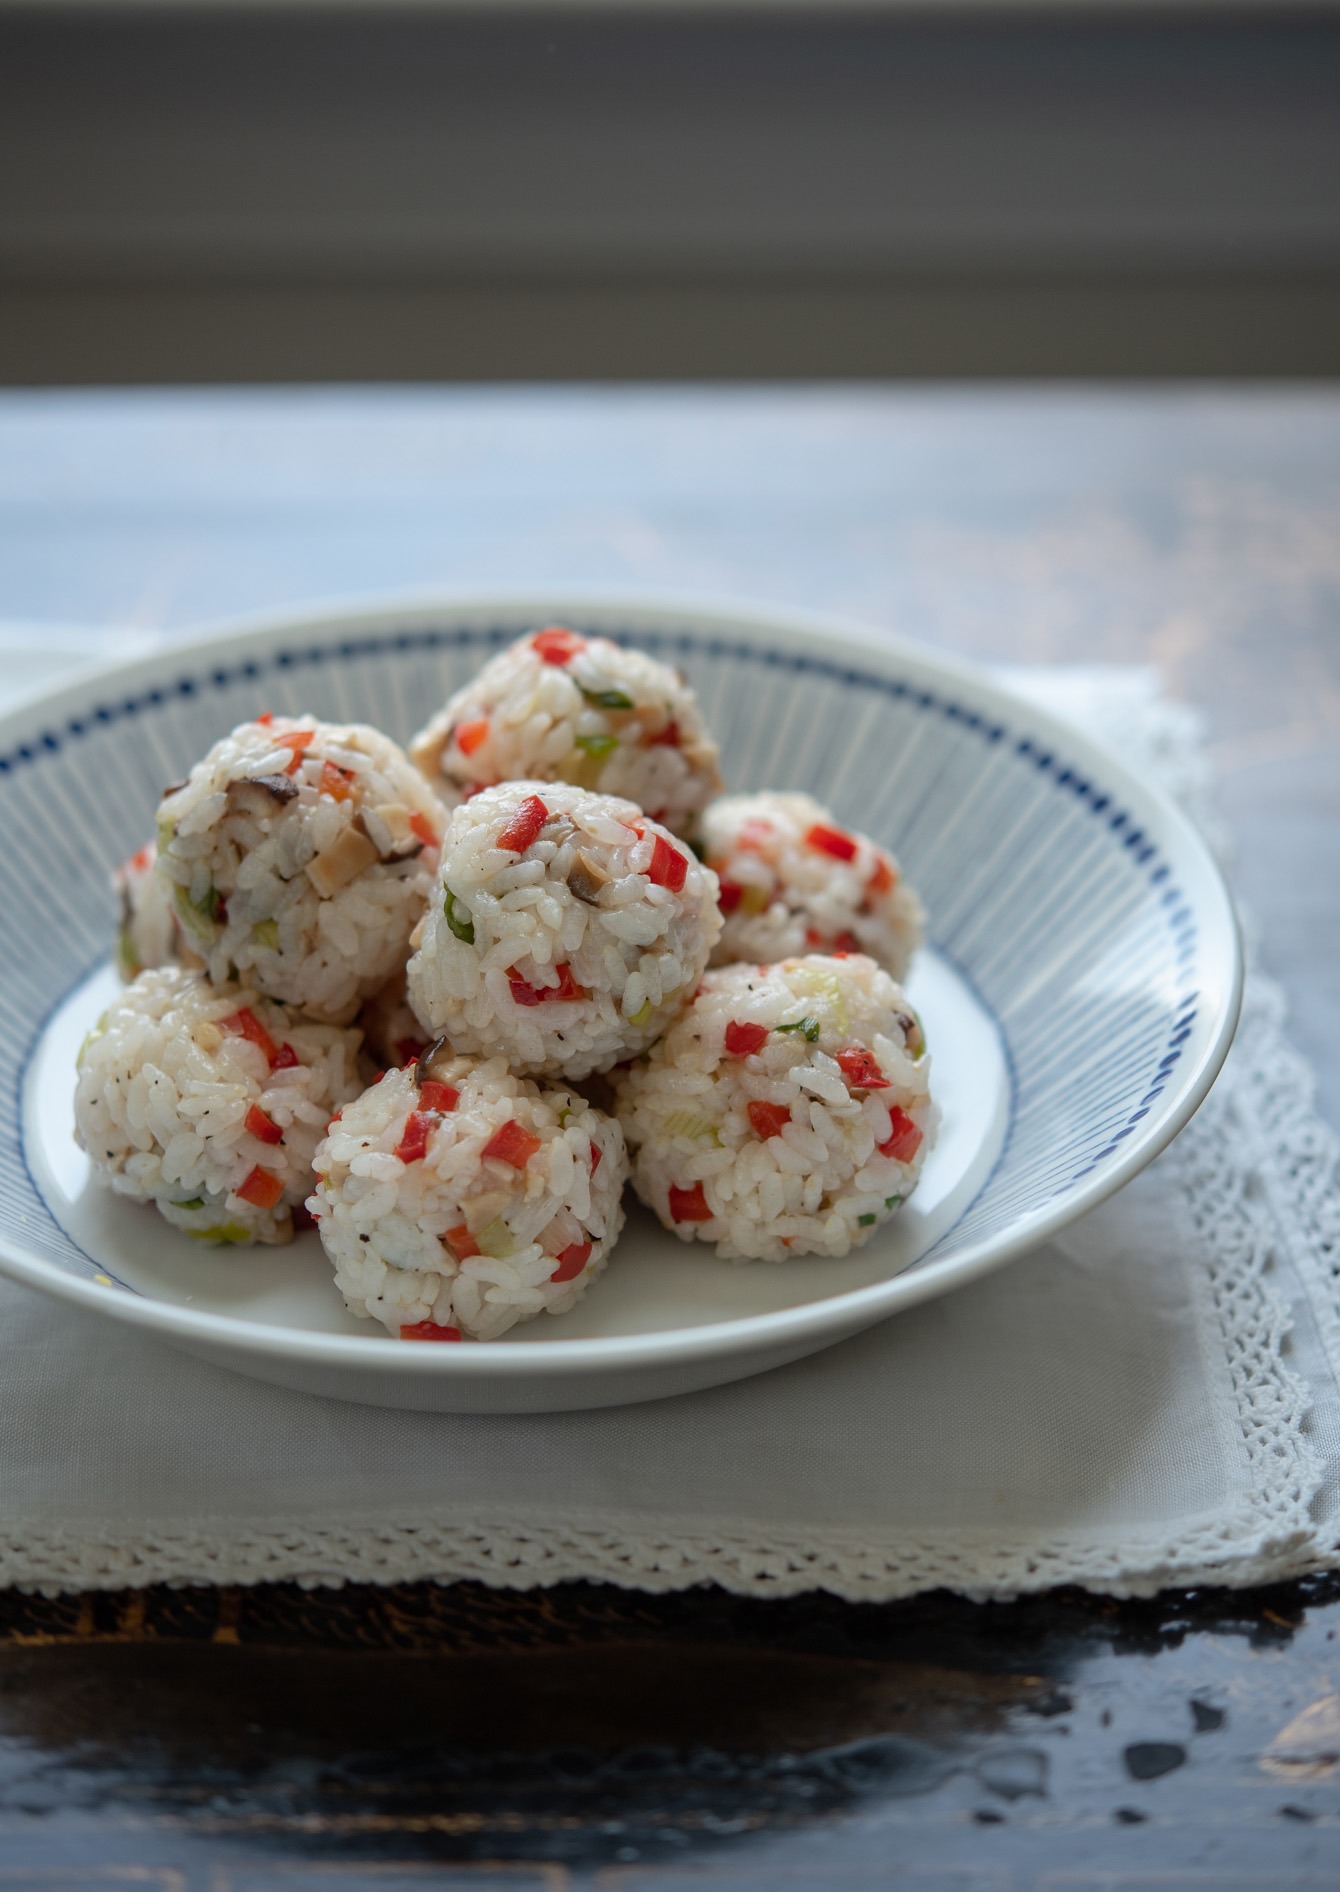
[221,1007,281,1068]
[400,1321,463,1342]
[244,1104,284,1146]
[496,794,549,854]
[482,1120,542,1169]
[456,717,490,756]
[395,1111,435,1164]
[646,832,688,892]
[408,811,438,849]
[837,1046,891,1090]
[668,1181,713,1222]
[508,963,587,1005]
[444,1224,480,1260]
[417,1080,460,1115]
[725,1020,769,1057]
[270,1042,300,1071]
[870,854,896,895]
[878,1107,924,1165]
[550,1241,592,1283]
[531,626,586,665]
[647,719,680,747]
[805,822,858,864]
[237,1166,285,1210]
[717,880,743,914]
[747,1100,790,1140]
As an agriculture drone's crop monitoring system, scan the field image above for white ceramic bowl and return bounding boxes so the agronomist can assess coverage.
[2,595,1241,1412]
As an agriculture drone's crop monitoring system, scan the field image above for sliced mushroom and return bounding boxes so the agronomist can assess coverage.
[567,848,610,905]
[227,774,299,821]
[305,824,380,896]
[415,1035,457,1085]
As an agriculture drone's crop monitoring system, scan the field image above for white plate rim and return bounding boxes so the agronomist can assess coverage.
[0,587,1244,1380]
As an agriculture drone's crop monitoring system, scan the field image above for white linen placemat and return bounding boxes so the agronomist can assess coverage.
[1,630,1337,1600]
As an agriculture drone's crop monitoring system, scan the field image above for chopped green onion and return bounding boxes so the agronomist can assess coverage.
[477,1215,516,1260]
[776,1015,821,1043]
[173,882,223,945]
[580,687,635,710]
[575,733,618,760]
[444,887,475,944]
[186,1223,252,1245]
[251,918,280,950]
[629,998,654,1028]
[170,1197,206,1210]
[858,1212,877,1227]
[885,1194,905,1211]
[663,1110,721,1144]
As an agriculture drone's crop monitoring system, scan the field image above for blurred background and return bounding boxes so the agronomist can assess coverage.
[2,0,1338,383]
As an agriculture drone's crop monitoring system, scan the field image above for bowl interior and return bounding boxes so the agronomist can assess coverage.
[0,599,1236,1361]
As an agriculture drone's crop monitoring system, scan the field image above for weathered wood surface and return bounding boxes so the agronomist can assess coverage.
[0,388,1336,1887]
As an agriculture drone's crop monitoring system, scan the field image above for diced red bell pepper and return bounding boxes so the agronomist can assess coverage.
[455,716,490,756]
[531,626,586,665]
[318,759,356,802]
[417,1080,460,1115]
[256,711,273,727]
[275,729,315,775]
[589,1142,602,1175]
[747,1100,791,1140]
[806,822,858,864]
[395,1037,427,1066]
[496,794,549,853]
[736,819,774,852]
[244,1104,284,1146]
[837,1046,891,1091]
[833,931,861,953]
[668,1181,713,1223]
[646,832,688,893]
[646,719,680,747]
[395,1111,435,1163]
[444,1224,480,1260]
[870,854,896,895]
[507,963,587,1005]
[725,1020,769,1057]
[400,1321,463,1342]
[717,880,743,914]
[270,1041,300,1071]
[482,1120,542,1169]
[291,1200,316,1233]
[221,1007,281,1067]
[237,1165,285,1209]
[550,1241,592,1283]
[408,811,438,849]
[879,1107,924,1164]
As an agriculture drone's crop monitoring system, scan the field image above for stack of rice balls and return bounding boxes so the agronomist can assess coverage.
[78,627,937,1344]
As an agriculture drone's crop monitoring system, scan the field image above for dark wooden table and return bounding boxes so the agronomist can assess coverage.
[0,388,1337,1889]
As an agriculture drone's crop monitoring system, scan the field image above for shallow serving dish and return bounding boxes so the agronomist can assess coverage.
[2,594,1241,1412]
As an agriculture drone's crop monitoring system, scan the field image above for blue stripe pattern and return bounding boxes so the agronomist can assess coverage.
[1,614,1197,1292]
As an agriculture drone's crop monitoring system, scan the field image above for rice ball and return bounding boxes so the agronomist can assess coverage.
[703,792,924,981]
[310,1046,629,1341]
[74,966,364,1245]
[410,626,723,844]
[613,954,936,1261]
[155,715,448,1023]
[407,780,723,1080]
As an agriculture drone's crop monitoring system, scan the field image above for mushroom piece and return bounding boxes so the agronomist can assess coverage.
[305,825,380,896]
[567,849,611,906]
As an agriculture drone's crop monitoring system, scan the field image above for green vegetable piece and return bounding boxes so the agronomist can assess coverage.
[114,925,141,982]
[173,881,222,946]
[477,1215,516,1260]
[858,1213,877,1227]
[629,998,654,1028]
[252,918,280,950]
[885,1194,905,1211]
[580,687,635,711]
[186,1223,252,1245]
[575,733,618,760]
[776,1015,821,1043]
[170,1197,206,1210]
[444,887,475,944]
